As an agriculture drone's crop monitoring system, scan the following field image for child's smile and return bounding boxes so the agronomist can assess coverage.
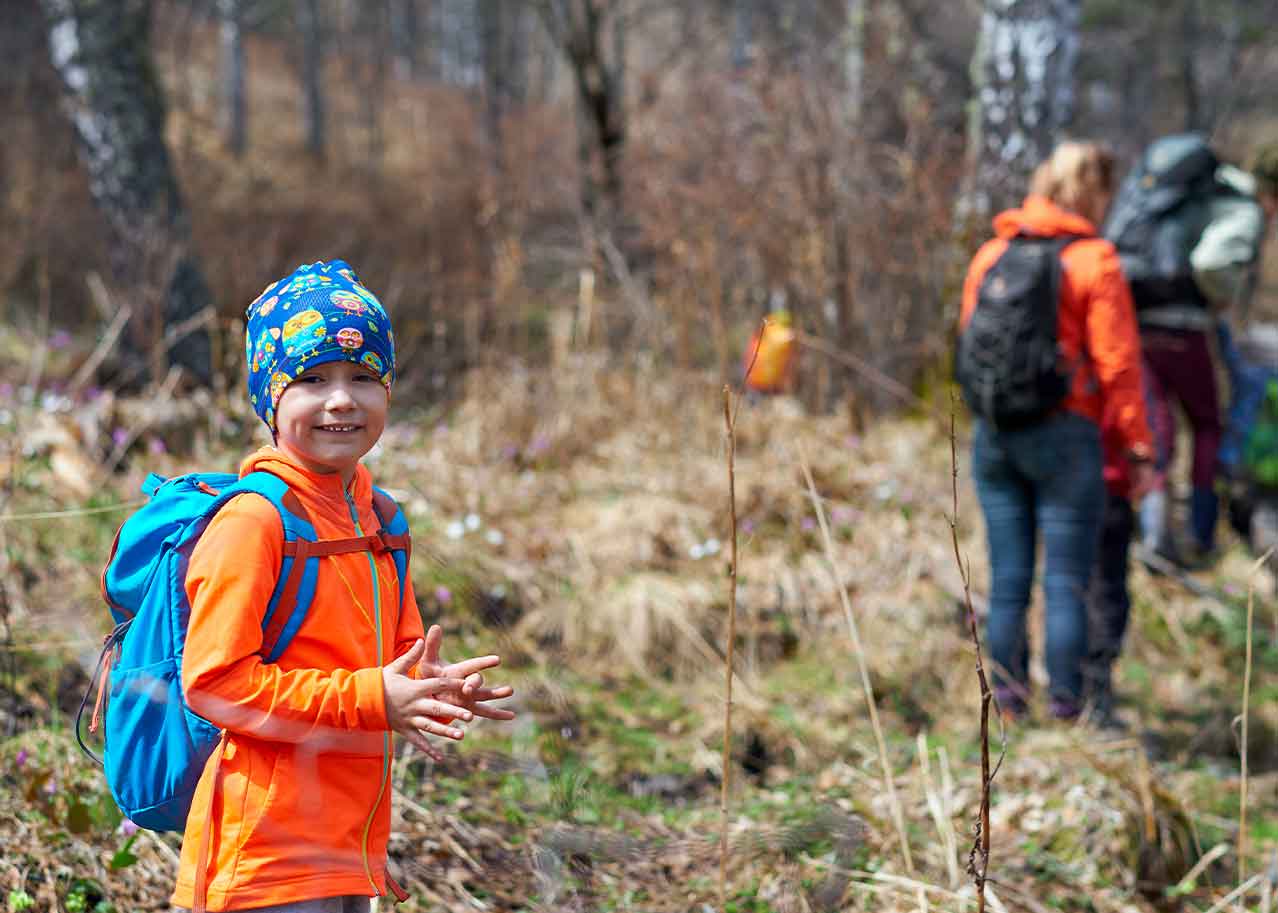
[274,360,389,485]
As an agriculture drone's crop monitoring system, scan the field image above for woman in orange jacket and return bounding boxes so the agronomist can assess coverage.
[959,143,1153,721]
[171,261,515,912]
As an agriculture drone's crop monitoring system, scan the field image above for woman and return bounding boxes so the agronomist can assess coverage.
[959,142,1153,721]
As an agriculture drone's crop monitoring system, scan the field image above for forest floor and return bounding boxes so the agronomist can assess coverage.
[1,355,1277,913]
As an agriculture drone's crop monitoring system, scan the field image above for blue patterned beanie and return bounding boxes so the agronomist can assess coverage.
[245,260,395,431]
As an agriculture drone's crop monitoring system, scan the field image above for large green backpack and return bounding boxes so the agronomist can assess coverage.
[1244,380,1278,489]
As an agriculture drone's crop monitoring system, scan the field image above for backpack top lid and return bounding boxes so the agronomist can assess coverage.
[1143,133,1218,189]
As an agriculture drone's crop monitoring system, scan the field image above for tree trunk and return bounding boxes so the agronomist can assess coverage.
[298,0,325,160]
[219,0,247,157]
[961,0,1081,222]
[536,0,627,257]
[390,0,419,80]
[1179,0,1201,132]
[40,0,213,385]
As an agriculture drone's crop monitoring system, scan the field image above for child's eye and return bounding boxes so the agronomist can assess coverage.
[297,374,324,384]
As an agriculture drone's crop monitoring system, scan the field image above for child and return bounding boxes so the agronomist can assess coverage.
[171,261,514,913]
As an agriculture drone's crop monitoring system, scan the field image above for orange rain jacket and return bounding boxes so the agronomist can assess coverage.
[959,195,1153,462]
[170,447,423,911]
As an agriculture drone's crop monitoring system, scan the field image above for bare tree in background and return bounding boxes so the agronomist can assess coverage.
[534,0,628,258]
[40,0,213,385]
[298,0,325,160]
[961,0,1080,222]
[219,0,247,157]
[389,0,419,80]
[479,0,531,173]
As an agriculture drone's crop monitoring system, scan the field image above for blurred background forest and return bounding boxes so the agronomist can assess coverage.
[5,2,1278,912]
[3,0,1276,404]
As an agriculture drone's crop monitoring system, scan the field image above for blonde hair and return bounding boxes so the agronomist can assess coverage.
[1028,141,1117,217]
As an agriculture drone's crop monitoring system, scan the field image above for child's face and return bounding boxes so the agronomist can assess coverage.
[273,360,388,485]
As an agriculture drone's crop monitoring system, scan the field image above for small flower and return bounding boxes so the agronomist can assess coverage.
[48,330,72,350]
[434,585,453,606]
[464,513,481,531]
[528,433,551,455]
[500,444,519,460]
[111,428,128,448]
[445,521,465,540]
[147,437,167,455]
[119,818,139,837]
[800,517,816,532]
[689,543,705,560]
[43,777,57,795]
[740,518,756,535]
[485,529,505,546]
[14,749,27,768]
[831,506,856,527]
[703,538,721,556]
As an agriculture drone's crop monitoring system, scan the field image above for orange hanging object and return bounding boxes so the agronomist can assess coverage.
[743,313,797,393]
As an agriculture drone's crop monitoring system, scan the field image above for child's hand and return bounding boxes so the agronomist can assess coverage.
[382,639,474,761]
[418,624,517,723]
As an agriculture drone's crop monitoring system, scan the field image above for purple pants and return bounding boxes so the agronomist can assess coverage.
[1141,328,1221,489]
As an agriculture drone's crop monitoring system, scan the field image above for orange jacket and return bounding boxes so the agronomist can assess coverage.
[170,447,423,911]
[959,195,1153,460]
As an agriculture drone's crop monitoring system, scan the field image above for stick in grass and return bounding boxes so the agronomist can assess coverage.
[947,394,1006,913]
[718,321,764,908]
[1240,548,1271,896]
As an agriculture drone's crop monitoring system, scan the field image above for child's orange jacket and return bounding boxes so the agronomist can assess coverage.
[959,195,1153,462]
[170,447,424,911]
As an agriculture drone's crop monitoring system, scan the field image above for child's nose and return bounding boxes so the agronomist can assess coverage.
[326,384,357,409]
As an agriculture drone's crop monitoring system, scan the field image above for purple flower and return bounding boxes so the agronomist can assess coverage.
[741,518,756,535]
[0,383,12,399]
[119,818,139,837]
[528,433,551,455]
[48,330,72,350]
[801,517,816,532]
[434,586,453,606]
[43,778,57,796]
[111,428,128,448]
[500,444,519,460]
[831,506,856,527]
[148,437,167,455]
[14,749,27,768]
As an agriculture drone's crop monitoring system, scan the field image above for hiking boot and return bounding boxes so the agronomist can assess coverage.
[1048,696,1081,722]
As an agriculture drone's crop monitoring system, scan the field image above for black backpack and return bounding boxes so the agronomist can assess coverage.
[956,234,1084,429]
[1102,133,1219,310]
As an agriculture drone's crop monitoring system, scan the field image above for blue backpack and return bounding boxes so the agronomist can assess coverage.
[77,470,411,832]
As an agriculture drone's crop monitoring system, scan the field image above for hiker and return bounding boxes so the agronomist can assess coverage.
[1084,361,1159,728]
[169,261,515,912]
[1104,135,1272,565]
[1215,146,1278,548]
[957,141,1153,722]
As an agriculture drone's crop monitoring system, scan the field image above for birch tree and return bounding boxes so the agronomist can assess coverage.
[963,0,1081,221]
[219,0,247,157]
[40,0,213,385]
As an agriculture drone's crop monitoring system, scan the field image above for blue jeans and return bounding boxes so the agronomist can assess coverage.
[973,413,1104,705]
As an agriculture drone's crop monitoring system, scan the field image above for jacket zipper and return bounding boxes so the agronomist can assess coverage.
[345,487,390,897]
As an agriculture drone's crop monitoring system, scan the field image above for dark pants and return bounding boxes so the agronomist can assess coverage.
[973,413,1105,706]
[1142,327,1222,550]
[1087,493,1134,687]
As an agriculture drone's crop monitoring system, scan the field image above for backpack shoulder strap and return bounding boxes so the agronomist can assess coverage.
[371,486,412,611]
[231,471,321,662]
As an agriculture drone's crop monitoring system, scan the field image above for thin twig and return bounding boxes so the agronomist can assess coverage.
[718,383,741,911]
[797,446,913,875]
[1240,548,1271,894]
[948,393,1005,913]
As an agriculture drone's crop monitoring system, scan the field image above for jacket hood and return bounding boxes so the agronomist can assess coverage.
[238,445,372,505]
[993,194,1098,240]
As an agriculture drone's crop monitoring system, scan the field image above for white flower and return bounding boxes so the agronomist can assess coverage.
[445,520,465,540]
[464,513,482,531]
[485,529,505,546]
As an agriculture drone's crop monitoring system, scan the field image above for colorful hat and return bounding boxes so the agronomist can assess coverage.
[245,260,395,431]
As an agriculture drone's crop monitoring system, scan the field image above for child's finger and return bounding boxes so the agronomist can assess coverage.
[443,655,501,679]
[418,698,472,722]
[410,717,465,740]
[461,672,484,696]
[416,676,469,694]
[386,639,426,675]
[467,704,516,721]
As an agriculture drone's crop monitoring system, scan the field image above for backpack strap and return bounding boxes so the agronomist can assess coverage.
[371,486,412,611]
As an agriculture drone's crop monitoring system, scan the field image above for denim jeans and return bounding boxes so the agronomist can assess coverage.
[973,412,1104,705]
[176,898,370,913]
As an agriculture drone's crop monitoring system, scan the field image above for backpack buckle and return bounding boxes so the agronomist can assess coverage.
[374,528,393,553]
